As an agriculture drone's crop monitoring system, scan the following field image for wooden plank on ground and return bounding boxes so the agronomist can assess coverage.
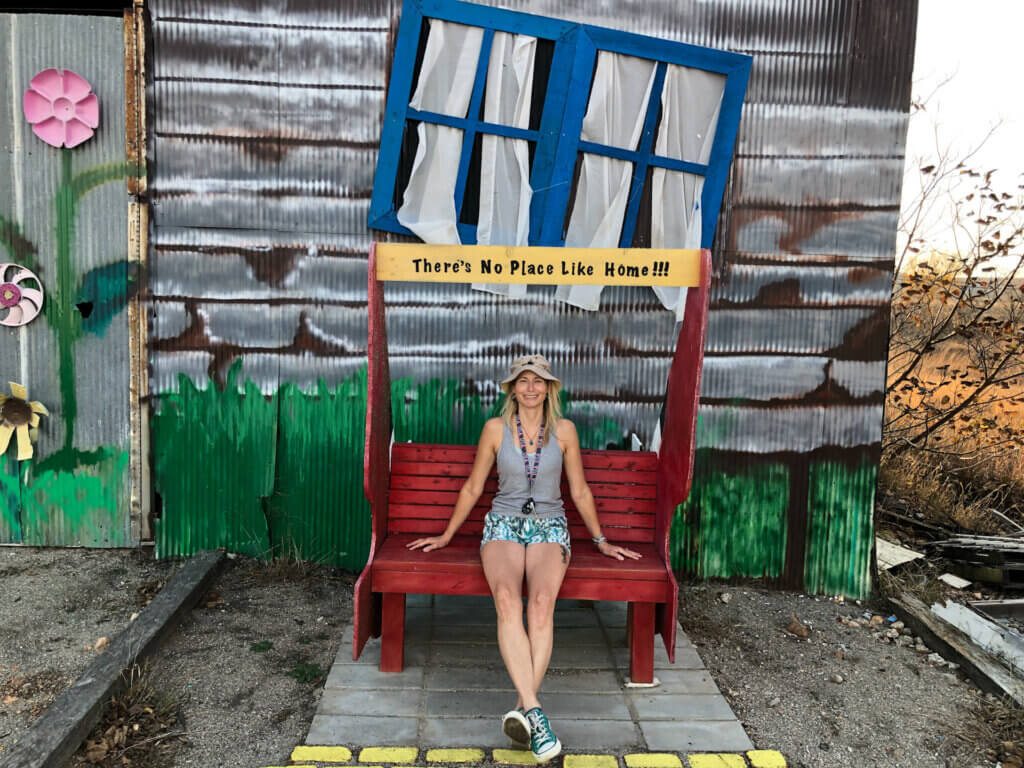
[888,592,1024,707]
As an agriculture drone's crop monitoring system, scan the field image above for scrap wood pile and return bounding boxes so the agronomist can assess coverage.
[929,535,1024,589]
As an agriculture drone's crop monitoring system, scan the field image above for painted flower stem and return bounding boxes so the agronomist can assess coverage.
[55,148,80,453]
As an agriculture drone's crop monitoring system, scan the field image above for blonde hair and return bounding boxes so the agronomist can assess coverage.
[500,377,563,446]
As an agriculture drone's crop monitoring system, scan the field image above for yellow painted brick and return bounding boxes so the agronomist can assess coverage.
[687,755,746,768]
[746,751,786,768]
[564,755,619,768]
[359,747,419,764]
[625,754,684,768]
[493,748,539,765]
[426,749,486,763]
[292,746,354,763]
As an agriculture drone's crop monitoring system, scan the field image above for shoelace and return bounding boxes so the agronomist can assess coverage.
[526,709,555,747]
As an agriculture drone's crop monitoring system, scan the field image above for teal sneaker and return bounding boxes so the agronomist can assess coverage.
[502,707,530,746]
[524,706,561,763]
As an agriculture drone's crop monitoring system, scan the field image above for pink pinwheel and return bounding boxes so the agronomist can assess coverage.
[22,68,99,148]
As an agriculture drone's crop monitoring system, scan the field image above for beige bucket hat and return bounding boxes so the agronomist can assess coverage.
[500,354,562,392]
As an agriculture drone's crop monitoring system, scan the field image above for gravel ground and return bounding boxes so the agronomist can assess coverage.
[678,580,1008,768]
[0,547,351,768]
[146,555,352,768]
[3,545,1017,768]
[0,547,175,754]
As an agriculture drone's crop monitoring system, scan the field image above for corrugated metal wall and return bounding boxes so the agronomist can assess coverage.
[0,13,133,546]
[146,0,916,594]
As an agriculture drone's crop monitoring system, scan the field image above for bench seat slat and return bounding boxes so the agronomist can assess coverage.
[372,568,671,602]
[391,460,656,486]
[386,518,654,542]
[390,475,657,499]
[387,489,656,515]
[373,534,668,582]
[387,504,655,529]
[393,443,658,472]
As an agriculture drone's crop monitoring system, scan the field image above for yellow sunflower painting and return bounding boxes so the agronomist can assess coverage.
[0,382,48,460]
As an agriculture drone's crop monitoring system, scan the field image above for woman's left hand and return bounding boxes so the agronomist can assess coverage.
[597,540,642,561]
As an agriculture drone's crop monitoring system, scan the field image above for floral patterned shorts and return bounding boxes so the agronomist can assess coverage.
[480,512,571,556]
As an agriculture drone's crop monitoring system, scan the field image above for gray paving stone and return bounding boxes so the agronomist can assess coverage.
[540,692,631,720]
[614,644,705,671]
[552,718,643,750]
[319,688,422,717]
[551,626,615,646]
[420,717,506,747]
[433,623,498,643]
[636,669,720,695]
[428,643,504,666]
[424,665,515,691]
[306,714,418,746]
[432,595,497,622]
[594,601,628,628]
[541,669,623,693]
[640,719,753,752]
[424,689,512,718]
[548,643,615,669]
[325,662,425,691]
[339,640,428,668]
[629,693,737,720]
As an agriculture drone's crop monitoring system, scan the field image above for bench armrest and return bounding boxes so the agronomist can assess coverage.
[655,248,711,660]
[354,243,393,659]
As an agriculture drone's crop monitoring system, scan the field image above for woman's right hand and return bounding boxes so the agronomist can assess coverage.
[407,534,451,552]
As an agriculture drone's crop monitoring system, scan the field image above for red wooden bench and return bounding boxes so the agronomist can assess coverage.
[353,245,711,684]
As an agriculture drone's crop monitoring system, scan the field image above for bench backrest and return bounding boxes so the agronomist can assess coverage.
[387,442,659,544]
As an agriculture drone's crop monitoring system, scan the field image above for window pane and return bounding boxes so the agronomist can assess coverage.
[564,152,634,247]
[580,51,656,151]
[409,19,483,118]
[654,63,726,165]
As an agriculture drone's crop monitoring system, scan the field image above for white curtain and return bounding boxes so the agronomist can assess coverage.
[473,32,536,298]
[395,29,728,319]
[396,20,483,244]
[651,64,725,319]
[555,52,657,311]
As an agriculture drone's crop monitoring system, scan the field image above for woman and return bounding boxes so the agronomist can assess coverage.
[408,354,641,763]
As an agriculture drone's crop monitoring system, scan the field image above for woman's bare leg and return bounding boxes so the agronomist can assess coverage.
[481,540,539,710]
[524,542,570,696]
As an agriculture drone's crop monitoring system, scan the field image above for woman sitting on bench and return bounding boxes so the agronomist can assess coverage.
[407,354,641,763]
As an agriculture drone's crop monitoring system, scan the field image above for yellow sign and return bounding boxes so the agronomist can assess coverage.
[375,244,705,287]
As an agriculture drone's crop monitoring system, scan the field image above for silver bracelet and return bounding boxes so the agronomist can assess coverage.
[592,535,607,545]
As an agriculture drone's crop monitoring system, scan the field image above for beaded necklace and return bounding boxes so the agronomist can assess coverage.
[514,413,545,515]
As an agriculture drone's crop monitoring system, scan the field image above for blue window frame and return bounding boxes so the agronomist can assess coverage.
[368,0,752,250]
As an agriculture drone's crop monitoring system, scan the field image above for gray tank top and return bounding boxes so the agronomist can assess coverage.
[490,421,565,519]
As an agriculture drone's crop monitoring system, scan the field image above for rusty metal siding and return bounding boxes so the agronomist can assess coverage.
[145,0,916,593]
[1,13,132,546]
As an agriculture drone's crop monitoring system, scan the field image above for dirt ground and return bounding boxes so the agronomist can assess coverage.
[1,545,1019,768]
[678,579,1014,768]
[0,546,351,768]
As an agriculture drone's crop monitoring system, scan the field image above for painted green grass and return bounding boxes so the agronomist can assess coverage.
[672,455,790,580]
[0,450,129,546]
[152,365,628,567]
[153,363,277,559]
[803,459,876,598]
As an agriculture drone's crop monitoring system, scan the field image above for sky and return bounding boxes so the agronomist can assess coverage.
[901,1,1024,257]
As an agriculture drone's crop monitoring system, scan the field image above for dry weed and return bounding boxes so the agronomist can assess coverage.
[877,559,948,607]
[69,663,184,768]
[937,692,1024,760]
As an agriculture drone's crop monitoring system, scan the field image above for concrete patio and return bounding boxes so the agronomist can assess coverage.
[307,594,753,753]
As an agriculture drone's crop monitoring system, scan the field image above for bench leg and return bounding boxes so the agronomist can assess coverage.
[629,602,655,684]
[380,592,406,673]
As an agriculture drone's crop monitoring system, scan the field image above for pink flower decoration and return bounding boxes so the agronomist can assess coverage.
[22,68,100,148]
